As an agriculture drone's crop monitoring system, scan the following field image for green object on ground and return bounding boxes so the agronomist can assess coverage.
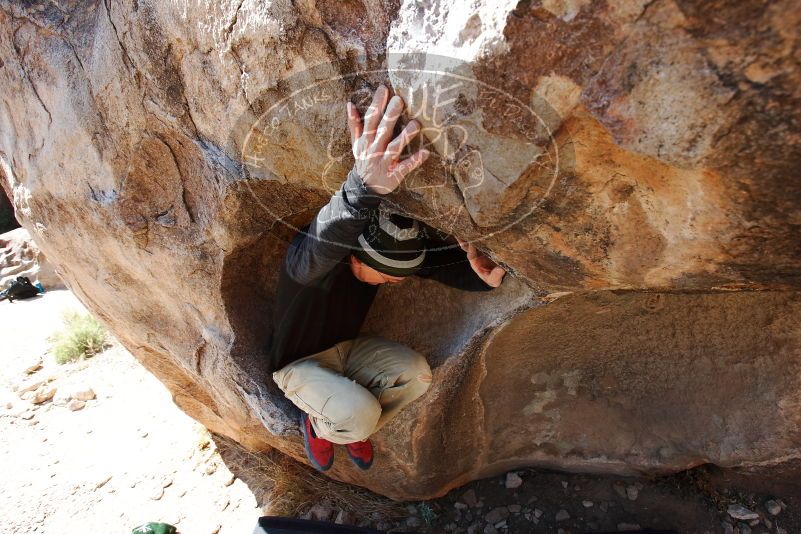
[51,311,108,364]
[132,522,177,534]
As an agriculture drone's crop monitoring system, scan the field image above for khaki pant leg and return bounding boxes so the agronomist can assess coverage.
[272,342,381,445]
[342,336,433,432]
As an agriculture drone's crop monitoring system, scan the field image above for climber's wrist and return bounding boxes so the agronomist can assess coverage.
[343,167,382,211]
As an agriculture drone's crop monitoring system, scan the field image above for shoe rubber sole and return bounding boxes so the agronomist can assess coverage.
[346,446,374,470]
[299,412,333,472]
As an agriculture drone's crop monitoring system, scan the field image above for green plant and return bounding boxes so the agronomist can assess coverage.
[417,502,438,526]
[50,311,109,364]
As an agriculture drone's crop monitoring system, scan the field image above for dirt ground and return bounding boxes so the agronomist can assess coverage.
[1,289,799,534]
[0,290,261,534]
[221,432,801,534]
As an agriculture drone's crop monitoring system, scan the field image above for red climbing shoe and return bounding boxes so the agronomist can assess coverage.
[299,412,334,472]
[345,439,374,470]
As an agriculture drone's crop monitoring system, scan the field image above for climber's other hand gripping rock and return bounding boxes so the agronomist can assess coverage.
[457,237,507,288]
[347,84,430,195]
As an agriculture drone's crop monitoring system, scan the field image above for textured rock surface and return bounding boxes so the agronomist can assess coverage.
[1,228,63,290]
[1,0,800,499]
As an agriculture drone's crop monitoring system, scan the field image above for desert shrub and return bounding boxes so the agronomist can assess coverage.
[51,311,109,364]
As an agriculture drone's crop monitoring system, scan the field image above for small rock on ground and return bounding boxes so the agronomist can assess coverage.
[462,489,479,508]
[71,387,95,401]
[66,399,85,411]
[308,503,333,522]
[17,379,44,395]
[24,358,43,374]
[727,504,759,521]
[765,499,782,516]
[335,510,353,525]
[613,482,628,499]
[505,472,523,489]
[32,387,56,405]
[484,507,509,523]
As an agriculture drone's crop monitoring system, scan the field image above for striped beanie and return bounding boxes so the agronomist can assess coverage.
[354,209,427,277]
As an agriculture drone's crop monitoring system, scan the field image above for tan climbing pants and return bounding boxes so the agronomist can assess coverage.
[272,336,433,444]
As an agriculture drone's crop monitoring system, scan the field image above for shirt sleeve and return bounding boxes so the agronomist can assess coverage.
[284,168,381,285]
[415,236,494,292]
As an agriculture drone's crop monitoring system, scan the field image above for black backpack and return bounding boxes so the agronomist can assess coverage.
[0,276,40,302]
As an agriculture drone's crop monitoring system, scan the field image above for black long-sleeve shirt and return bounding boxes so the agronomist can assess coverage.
[267,168,494,372]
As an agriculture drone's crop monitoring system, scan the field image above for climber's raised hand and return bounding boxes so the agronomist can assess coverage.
[456,238,507,288]
[347,85,430,195]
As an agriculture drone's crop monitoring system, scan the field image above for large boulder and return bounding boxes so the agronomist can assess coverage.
[0,0,799,499]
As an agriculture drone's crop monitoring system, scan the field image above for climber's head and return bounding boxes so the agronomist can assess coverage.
[350,209,426,285]
[349,255,406,285]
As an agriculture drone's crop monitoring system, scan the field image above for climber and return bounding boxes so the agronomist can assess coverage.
[268,85,507,472]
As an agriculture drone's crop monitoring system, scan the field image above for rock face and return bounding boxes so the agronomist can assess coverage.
[1,0,800,499]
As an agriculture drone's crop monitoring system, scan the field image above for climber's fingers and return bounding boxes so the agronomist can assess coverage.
[464,242,480,261]
[372,95,405,153]
[385,120,421,161]
[459,241,506,287]
[484,265,506,288]
[362,85,389,146]
[390,148,430,182]
[346,102,363,146]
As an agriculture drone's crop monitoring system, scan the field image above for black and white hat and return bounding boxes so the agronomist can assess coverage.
[354,208,427,277]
